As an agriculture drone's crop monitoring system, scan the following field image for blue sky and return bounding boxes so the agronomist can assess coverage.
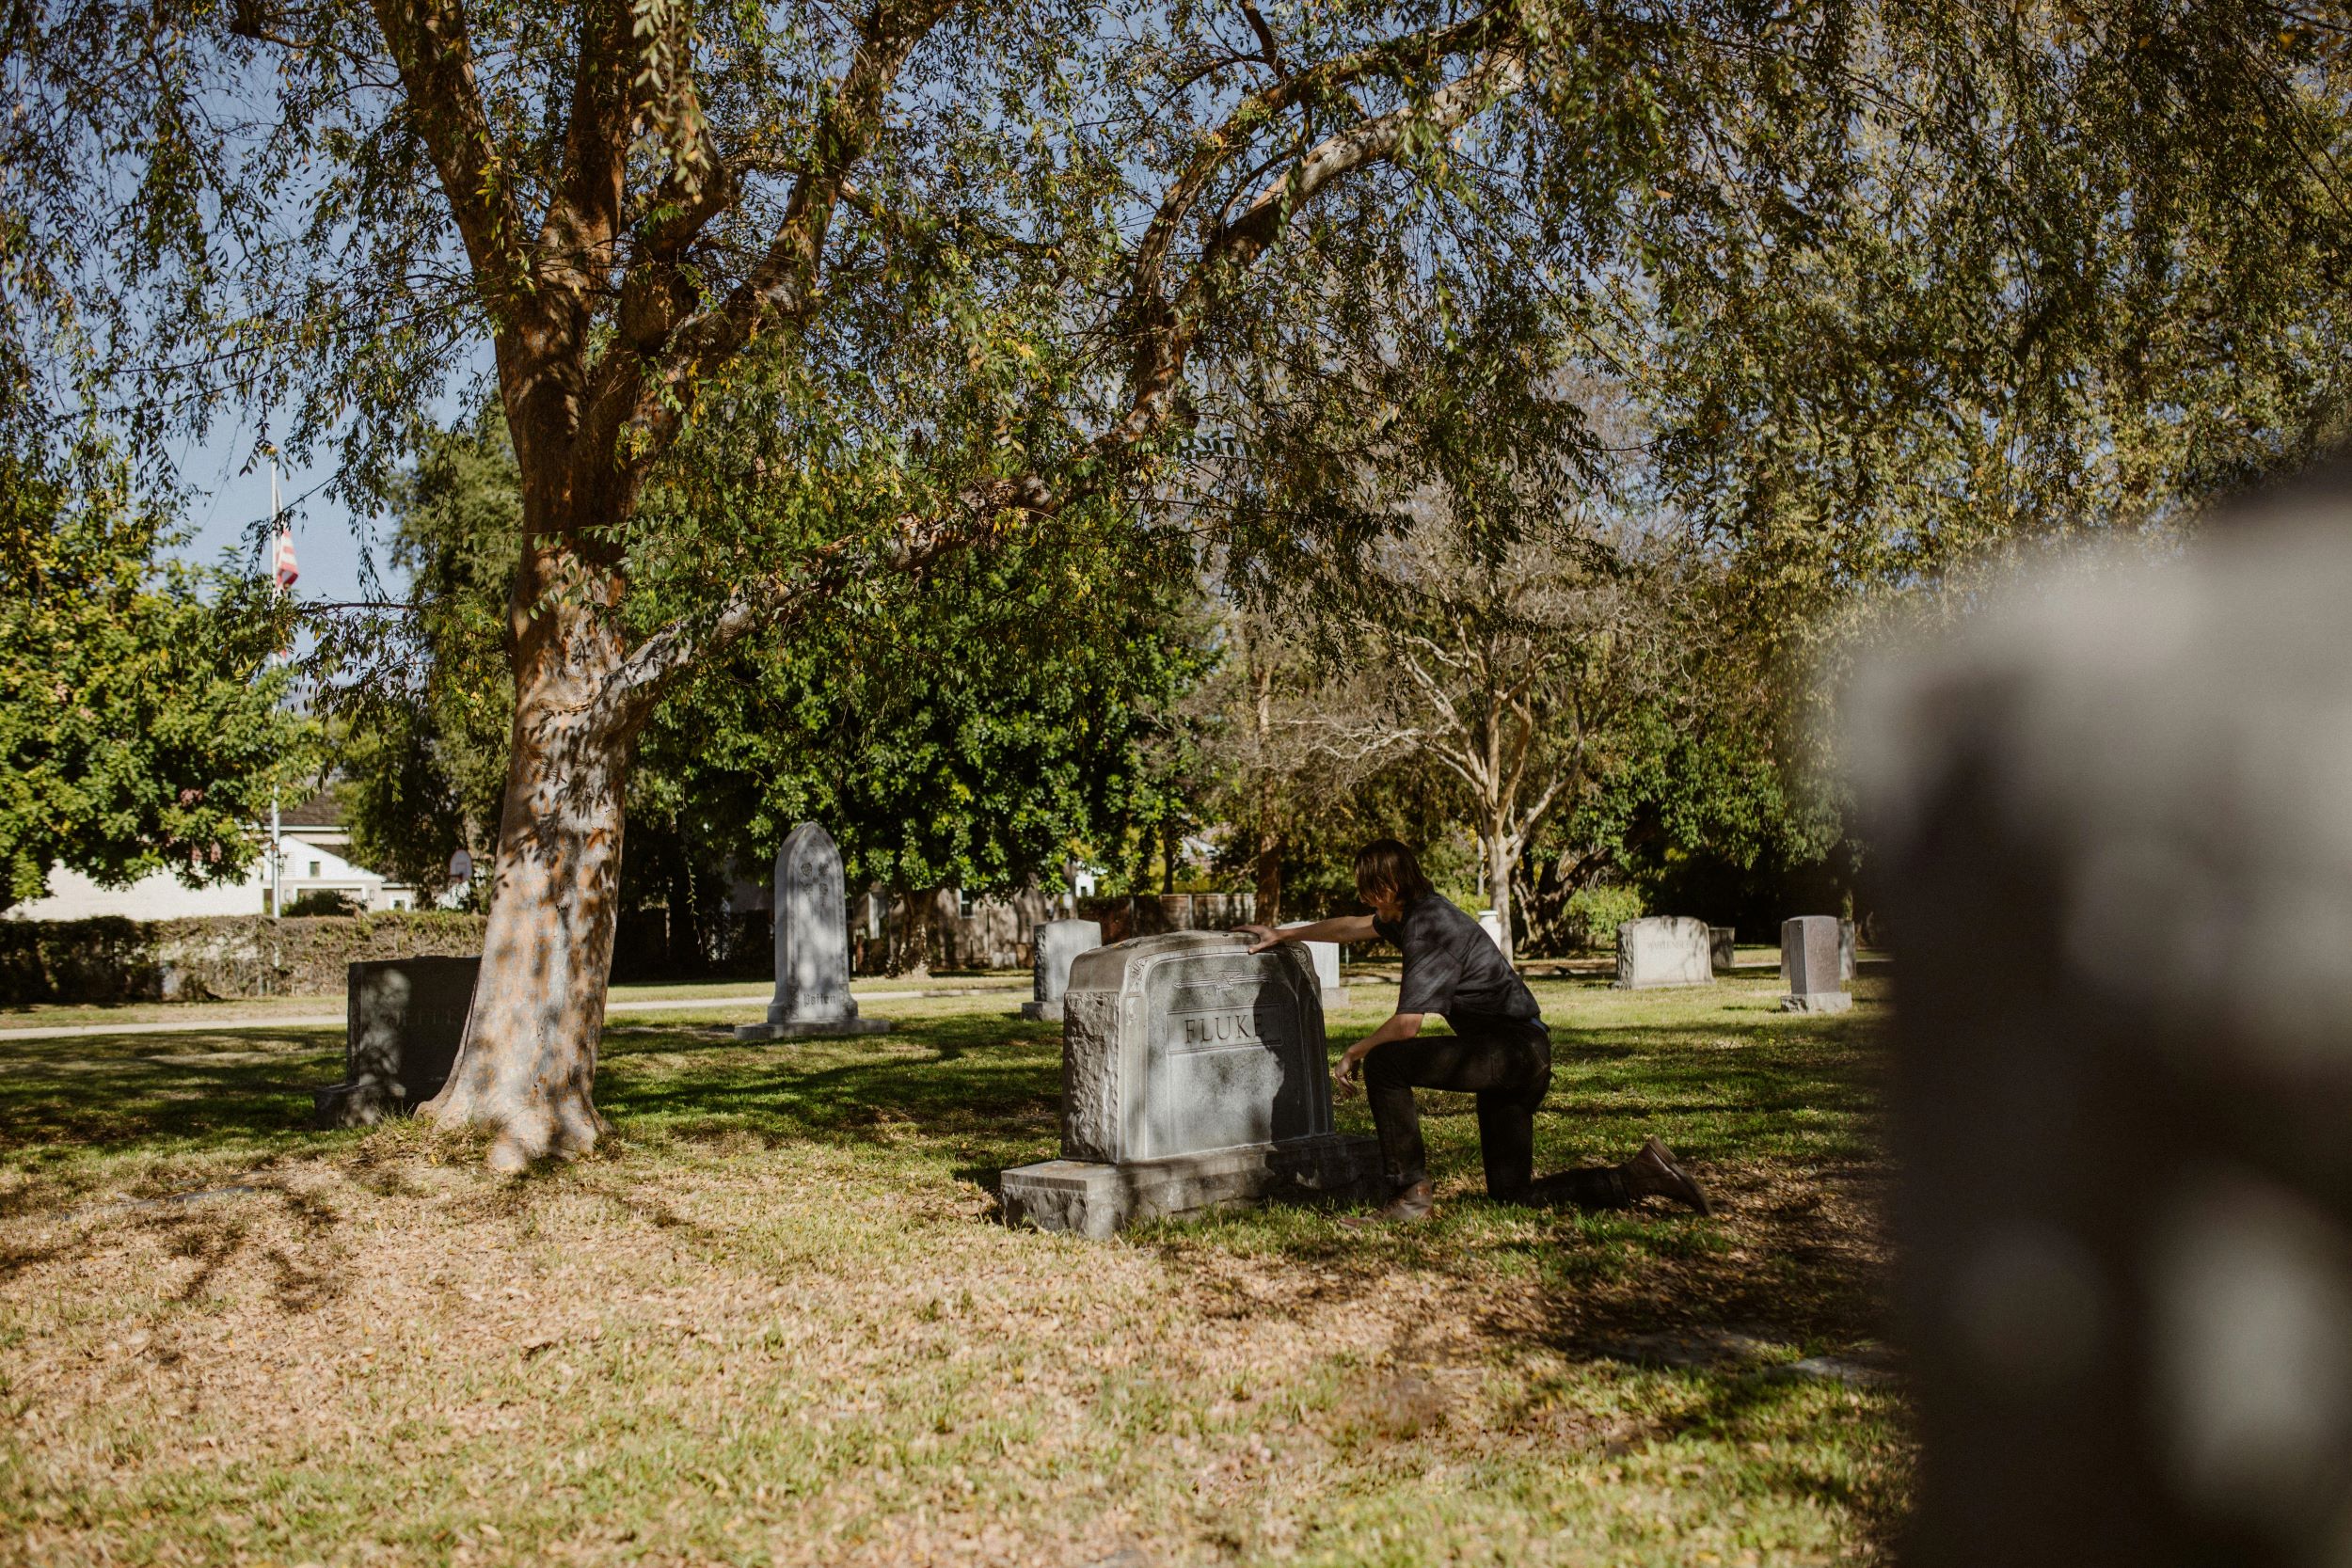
[172,418,397,609]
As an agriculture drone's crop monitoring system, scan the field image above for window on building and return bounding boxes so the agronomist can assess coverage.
[957,889,974,918]
[308,860,322,878]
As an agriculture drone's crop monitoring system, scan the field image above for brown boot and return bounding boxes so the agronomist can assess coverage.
[1624,1137,1711,1215]
[1341,1180,1435,1228]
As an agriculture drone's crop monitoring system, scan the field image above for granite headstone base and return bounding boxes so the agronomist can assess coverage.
[1779,991,1853,1015]
[1002,1132,1382,1240]
[1018,998,1065,1022]
[735,1013,891,1040]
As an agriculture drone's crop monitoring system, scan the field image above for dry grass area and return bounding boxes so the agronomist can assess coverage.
[0,976,1907,1567]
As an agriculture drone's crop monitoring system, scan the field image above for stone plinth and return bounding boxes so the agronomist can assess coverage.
[1708,926,1737,972]
[1613,916,1715,990]
[1021,917,1103,1022]
[1780,916,1852,1013]
[312,956,478,1127]
[1279,922,1348,1008]
[737,823,889,1040]
[1002,931,1378,1235]
[1848,493,2352,1568]
[1840,918,1858,982]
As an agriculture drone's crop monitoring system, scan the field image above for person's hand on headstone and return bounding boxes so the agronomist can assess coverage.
[1234,924,1280,953]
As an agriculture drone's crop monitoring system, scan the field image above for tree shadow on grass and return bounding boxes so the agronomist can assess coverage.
[596,1013,1067,1173]
[0,1028,347,1165]
[1122,1008,1897,1406]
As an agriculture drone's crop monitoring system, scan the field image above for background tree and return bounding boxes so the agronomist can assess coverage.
[1317,513,1667,963]
[0,432,316,909]
[339,413,523,892]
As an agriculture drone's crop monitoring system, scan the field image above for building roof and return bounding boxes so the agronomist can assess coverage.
[278,791,345,829]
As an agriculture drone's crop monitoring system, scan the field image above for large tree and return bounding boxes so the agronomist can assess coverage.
[13,0,2351,1164]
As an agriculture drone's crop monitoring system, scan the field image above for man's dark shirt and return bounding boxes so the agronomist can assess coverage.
[1373,895,1541,1029]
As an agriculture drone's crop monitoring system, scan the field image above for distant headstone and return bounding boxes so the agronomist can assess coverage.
[1279,921,1348,1008]
[311,956,478,1127]
[1001,932,1380,1237]
[1848,491,2352,1568]
[737,822,889,1040]
[1779,916,1852,1013]
[1613,916,1715,990]
[1708,926,1737,972]
[1476,909,1505,951]
[1839,918,1858,982]
[1021,917,1103,1021]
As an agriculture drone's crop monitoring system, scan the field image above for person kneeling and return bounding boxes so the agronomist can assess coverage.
[1240,839,1710,1225]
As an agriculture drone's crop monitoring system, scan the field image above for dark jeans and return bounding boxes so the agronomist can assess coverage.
[1363,1017,1552,1198]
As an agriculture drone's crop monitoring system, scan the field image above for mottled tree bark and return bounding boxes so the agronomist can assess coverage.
[421,594,631,1170]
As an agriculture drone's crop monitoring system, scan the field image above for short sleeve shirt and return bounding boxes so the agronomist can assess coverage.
[1372,895,1541,1028]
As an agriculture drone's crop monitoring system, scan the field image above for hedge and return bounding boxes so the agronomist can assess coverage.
[0,912,491,1006]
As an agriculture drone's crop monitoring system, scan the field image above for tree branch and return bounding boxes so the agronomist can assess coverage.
[367,0,529,293]
[1113,8,1527,451]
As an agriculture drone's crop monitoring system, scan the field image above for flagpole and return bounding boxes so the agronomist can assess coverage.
[268,458,283,925]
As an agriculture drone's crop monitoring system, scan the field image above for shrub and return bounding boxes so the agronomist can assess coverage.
[1564,883,1645,950]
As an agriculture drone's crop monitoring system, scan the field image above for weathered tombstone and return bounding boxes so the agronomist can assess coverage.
[1708,926,1737,972]
[1779,916,1852,1013]
[1476,909,1505,951]
[736,822,890,1039]
[1021,917,1103,1021]
[1848,488,2352,1568]
[311,955,478,1127]
[1613,916,1715,990]
[1279,921,1348,1008]
[1839,918,1858,982]
[1001,931,1380,1237]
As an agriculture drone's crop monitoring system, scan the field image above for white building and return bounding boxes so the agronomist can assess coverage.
[5,793,421,920]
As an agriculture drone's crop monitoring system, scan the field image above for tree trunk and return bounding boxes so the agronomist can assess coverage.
[892,887,938,977]
[1484,825,1518,968]
[421,671,630,1172]
[1254,823,1284,928]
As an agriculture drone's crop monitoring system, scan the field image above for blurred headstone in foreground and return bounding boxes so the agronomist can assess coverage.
[1850,479,2352,1568]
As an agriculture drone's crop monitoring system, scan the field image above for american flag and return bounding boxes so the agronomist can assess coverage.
[272,526,298,593]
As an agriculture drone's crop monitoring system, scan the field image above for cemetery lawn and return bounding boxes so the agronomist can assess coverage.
[0,975,1905,1567]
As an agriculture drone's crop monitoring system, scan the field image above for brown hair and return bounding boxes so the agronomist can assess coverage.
[1354,839,1433,905]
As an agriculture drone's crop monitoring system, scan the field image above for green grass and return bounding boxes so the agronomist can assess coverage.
[0,974,1906,1567]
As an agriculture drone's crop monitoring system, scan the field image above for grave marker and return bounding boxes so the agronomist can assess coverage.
[1850,495,2352,1568]
[311,955,478,1127]
[1613,916,1715,990]
[1779,916,1852,1013]
[1002,932,1379,1237]
[737,822,889,1039]
[1279,921,1348,1008]
[1021,917,1103,1022]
